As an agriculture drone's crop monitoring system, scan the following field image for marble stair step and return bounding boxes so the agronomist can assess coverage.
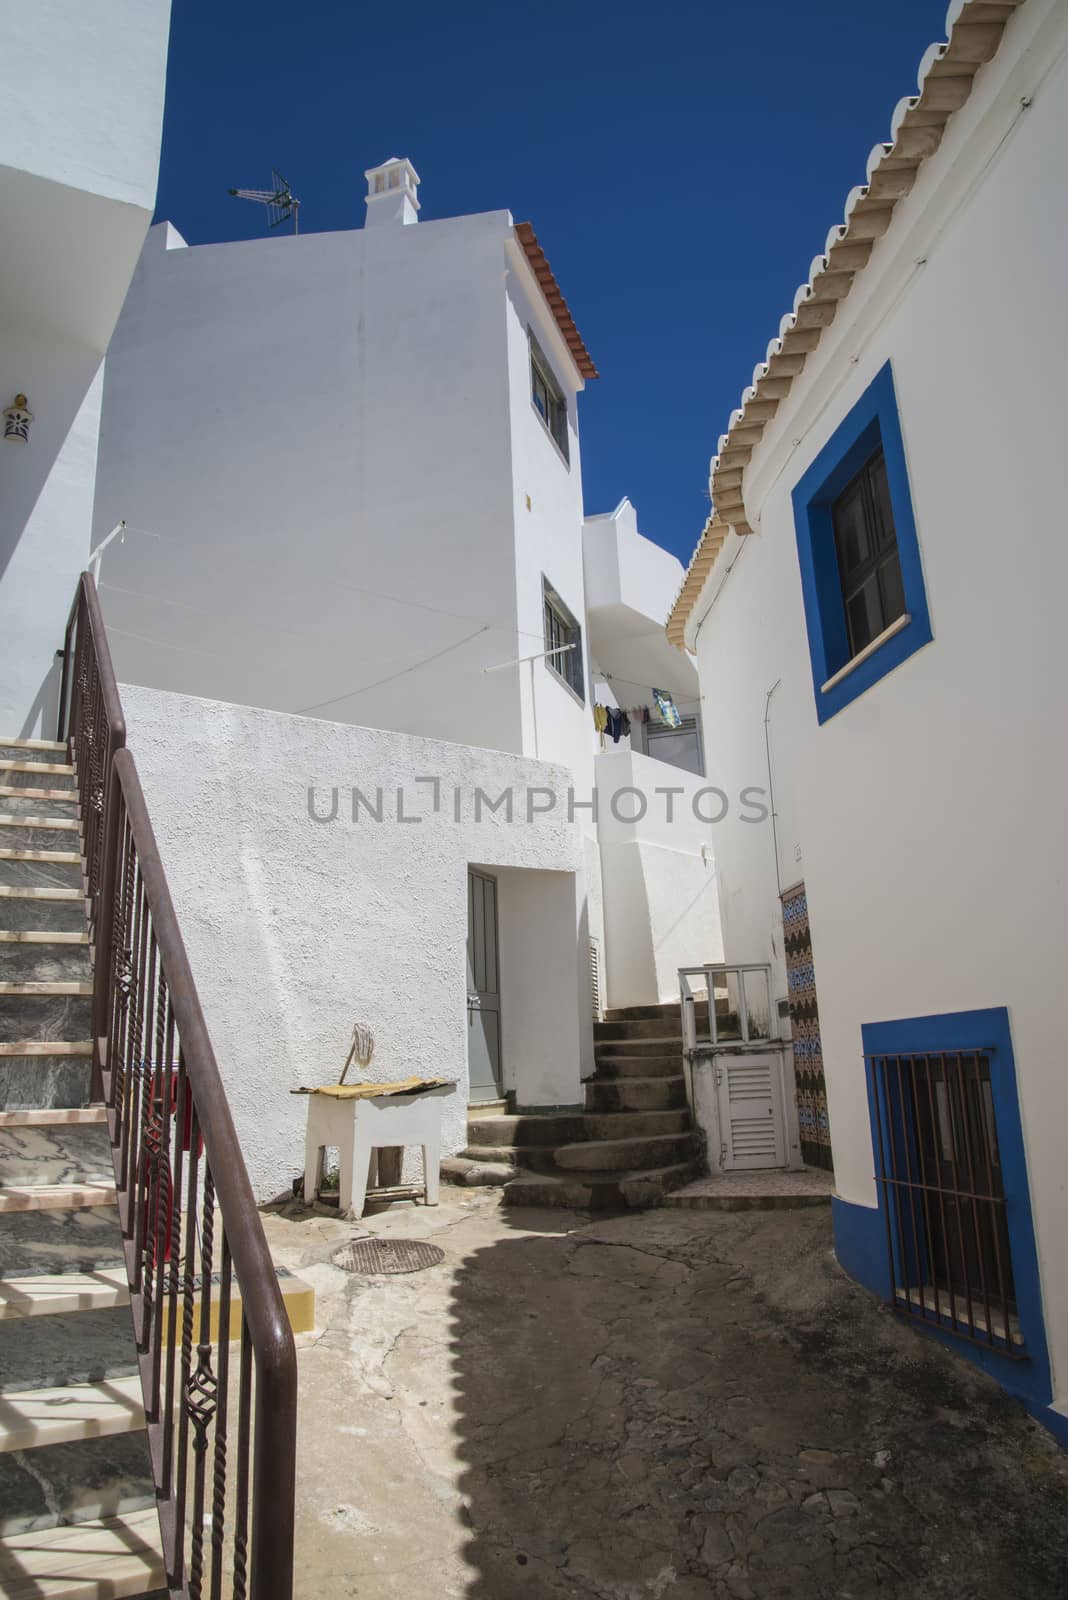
[0,1123,113,1189]
[0,1268,128,1320]
[0,1109,107,1127]
[0,763,75,783]
[0,1182,116,1214]
[0,1206,124,1280]
[0,740,68,758]
[0,982,92,996]
[0,1373,146,1453]
[0,1432,154,1541]
[0,897,87,935]
[0,934,90,985]
[0,857,82,893]
[0,821,81,852]
[0,884,81,902]
[0,1056,94,1112]
[0,995,92,1043]
[0,1504,163,1599]
[0,1308,138,1395]
[0,791,79,817]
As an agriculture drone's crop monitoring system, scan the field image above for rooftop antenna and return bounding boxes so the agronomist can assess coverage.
[227,169,301,234]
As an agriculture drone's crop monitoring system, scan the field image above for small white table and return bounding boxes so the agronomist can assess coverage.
[302,1083,455,1220]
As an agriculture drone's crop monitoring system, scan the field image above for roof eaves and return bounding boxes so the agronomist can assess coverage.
[514,221,599,380]
[666,0,1025,648]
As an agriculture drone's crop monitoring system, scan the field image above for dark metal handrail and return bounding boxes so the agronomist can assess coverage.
[57,574,297,1599]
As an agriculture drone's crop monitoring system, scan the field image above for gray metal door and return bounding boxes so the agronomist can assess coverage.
[467,868,502,1102]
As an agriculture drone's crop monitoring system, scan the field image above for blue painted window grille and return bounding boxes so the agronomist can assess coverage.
[792,362,931,722]
[867,1045,1023,1356]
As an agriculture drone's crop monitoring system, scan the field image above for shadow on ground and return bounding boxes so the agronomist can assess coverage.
[445,1205,1068,1600]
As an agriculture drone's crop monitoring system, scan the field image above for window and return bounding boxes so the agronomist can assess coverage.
[862,1007,1045,1376]
[542,579,584,701]
[530,334,570,464]
[791,362,931,723]
[642,715,704,776]
[832,448,905,658]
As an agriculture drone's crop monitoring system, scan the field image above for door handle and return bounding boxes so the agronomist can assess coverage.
[467,992,481,1011]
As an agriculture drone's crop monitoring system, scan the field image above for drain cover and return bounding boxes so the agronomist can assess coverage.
[332,1238,445,1275]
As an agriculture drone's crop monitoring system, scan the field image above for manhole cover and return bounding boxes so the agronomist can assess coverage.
[332,1238,445,1275]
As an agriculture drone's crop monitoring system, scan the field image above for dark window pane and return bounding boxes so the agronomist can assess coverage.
[846,575,882,654]
[878,547,906,627]
[833,479,871,577]
[868,450,895,549]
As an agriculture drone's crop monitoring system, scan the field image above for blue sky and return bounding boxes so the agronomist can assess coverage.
[155,0,949,567]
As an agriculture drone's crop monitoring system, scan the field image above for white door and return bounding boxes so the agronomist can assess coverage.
[715,1051,786,1170]
[467,868,502,1103]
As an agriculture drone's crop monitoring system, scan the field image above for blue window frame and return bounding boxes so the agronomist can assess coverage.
[861,1008,1050,1408]
[792,362,931,723]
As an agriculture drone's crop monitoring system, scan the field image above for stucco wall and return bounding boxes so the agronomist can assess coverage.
[691,0,1068,1409]
[596,749,725,1007]
[93,211,568,760]
[121,684,592,1200]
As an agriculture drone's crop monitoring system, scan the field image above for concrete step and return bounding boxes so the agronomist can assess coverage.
[594,1036,683,1059]
[0,1123,113,1190]
[0,1433,155,1541]
[0,1206,124,1280]
[0,1055,95,1112]
[468,1097,508,1118]
[0,997,92,1044]
[502,1159,702,1212]
[0,791,79,817]
[554,1130,701,1173]
[579,1108,690,1140]
[593,1053,683,1079]
[595,1016,689,1041]
[0,1505,163,1598]
[0,1268,129,1320]
[0,1309,138,1394]
[603,1002,709,1022]
[461,1144,559,1174]
[585,1076,688,1112]
[466,1113,585,1148]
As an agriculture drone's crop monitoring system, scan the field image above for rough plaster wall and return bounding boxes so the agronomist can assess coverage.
[121,685,588,1201]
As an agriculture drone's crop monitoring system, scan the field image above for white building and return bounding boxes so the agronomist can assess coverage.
[670,0,1068,1442]
[0,0,171,736]
[86,158,724,1194]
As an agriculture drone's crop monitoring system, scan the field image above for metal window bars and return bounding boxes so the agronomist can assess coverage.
[866,1047,1024,1356]
[58,573,297,1598]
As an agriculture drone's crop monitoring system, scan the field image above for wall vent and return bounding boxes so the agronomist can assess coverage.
[589,938,603,1022]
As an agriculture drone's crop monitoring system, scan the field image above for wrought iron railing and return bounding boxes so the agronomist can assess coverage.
[58,573,297,1598]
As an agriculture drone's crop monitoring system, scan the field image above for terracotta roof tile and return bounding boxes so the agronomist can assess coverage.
[515,222,599,380]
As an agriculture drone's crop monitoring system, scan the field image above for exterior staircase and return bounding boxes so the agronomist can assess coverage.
[462,1002,705,1208]
[0,738,164,1598]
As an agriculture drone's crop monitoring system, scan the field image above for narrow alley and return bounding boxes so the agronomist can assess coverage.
[263,1191,1068,1600]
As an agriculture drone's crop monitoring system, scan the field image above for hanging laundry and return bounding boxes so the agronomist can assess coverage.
[652,687,682,729]
[593,702,608,749]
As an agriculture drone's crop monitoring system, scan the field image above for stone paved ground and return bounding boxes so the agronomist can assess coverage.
[262,1190,1068,1600]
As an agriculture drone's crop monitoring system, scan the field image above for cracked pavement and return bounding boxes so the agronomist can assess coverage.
[261,1189,1068,1599]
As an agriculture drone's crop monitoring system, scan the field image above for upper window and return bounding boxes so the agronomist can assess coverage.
[530,334,569,464]
[791,362,931,723]
[542,579,584,701]
[832,448,906,658]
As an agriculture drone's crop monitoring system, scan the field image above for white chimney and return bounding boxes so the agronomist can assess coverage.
[364,156,420,228]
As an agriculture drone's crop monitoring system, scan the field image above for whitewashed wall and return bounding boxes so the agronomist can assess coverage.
[121,685,591,1200]
[0,0,170,734]
[690,0,1068,1415]
[596,749,724,1006]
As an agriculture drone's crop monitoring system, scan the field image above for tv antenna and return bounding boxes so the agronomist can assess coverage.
[228,169,301,234]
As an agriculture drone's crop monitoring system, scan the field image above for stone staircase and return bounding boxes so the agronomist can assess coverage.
[0,739,165,1599]
[461,1002,706,1209]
